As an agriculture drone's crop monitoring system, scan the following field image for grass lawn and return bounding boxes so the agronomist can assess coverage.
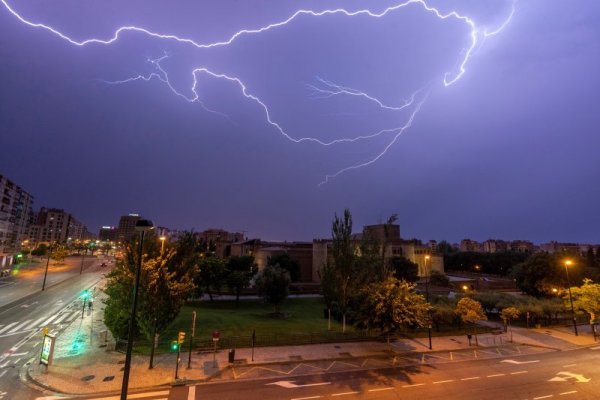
[161,297,349,341]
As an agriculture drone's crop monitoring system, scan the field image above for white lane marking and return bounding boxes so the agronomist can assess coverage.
[267,381,331,389]
[562,364,576,368]
[559,391,577,395]
[590,346,600,350]
[290,397,322,400]
[65,311,80,322]
[24,317,46,330]
[501,359,540,365]
[40,314,58,326]
[511,371,528,375]
[331,392,359,396]
[368,387,394,392]
[0,361,9,368]
[487,374,505,378]
[461,377,480,381]
[433,380,455,384]
[0,370,6,378]
[548,372,591,383]
[13,357,21,365]
[187,386,195,400]
[9,352,27,357]
[402,383,425,388]
[52,313,71,324]
[0,322,19,334]
[533,396,553,400]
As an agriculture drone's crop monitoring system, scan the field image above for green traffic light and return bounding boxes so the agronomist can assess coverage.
[81,290,90,299]
[170,341,179,351]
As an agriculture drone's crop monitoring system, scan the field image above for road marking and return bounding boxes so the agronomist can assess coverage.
[433,380,455,384]
[501,359,540,365]
[461,377,480,381]
[402,383,425,388]
[487,374,505,378]
[65,311,80,322]
[187,386,195,400]
[0,370,6,378]
[590,346,600,350]
[533,396,553,400]
[0,322,19,334]
[40,314,59,327]
[25,317,46,330]
[511,371,528,375]
[331,392,359,396]
[368,387,394,392]
[559,391,577,395]
[548,372,591,383]
[562,364,576,368]
[290,397,322,400]
[9,352,27,357]
[267,380,331,389]
[53,313,72,324]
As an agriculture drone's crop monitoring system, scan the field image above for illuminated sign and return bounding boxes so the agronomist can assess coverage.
[40,335,56,366]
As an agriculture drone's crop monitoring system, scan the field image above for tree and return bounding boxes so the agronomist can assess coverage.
[454,297,487,345]
[225,255,257,305]
[195,257,225,301]
[353,278,430,343]
[379,214,398,280]
[318,262,337,330]
[500,307,520,342]
[330,209,356,332]
[255,264,291,315]
[390,256,419,283]
[51,247,68,264]
[567,279,600,329]
[267,253,300,282]
[31,244,48,257]
[428,271,450,287]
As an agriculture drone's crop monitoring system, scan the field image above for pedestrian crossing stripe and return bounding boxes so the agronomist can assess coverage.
[0,310,82,336]
[34,390,171,399]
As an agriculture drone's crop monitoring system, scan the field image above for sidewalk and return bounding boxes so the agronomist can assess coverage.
[26,309,599,396]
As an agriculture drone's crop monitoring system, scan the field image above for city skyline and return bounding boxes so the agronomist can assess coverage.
[2,0,599,244]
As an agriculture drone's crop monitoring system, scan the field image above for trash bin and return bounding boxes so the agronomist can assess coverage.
[228,349,235,363]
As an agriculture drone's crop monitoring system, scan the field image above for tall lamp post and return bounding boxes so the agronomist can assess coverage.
[159,236,166,257]
[79,242,87,275]
[41,243,53,291]
[120,219,154,400]
[564,260,578,336]
[425,255,432,350]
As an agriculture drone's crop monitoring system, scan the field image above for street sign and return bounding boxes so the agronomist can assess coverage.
[212,330,220,341]
[40,335,56,366]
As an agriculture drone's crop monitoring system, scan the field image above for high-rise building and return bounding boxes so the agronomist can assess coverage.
[0,174,34,268]
[99,226,117,242]
[27,208,72,244]
[116,214,141,242]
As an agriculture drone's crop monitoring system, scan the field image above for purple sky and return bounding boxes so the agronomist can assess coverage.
[1,0,599,244]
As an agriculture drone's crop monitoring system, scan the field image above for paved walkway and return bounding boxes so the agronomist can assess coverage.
[25,302,599,396]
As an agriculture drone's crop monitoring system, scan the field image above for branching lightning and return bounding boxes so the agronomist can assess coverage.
[1,0,516,183]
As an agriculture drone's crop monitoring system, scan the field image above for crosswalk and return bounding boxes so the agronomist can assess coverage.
[0,310,83,337]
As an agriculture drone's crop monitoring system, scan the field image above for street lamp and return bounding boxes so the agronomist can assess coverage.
[159,236,166,256]
[564,259,578,336]
[424,255,432,350]
[120,219,154,400]
[41,243,53,291]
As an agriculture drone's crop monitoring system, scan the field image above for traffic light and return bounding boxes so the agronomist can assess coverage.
[81,289,91,300]
[170,340,179,351]
[178,331,185,344]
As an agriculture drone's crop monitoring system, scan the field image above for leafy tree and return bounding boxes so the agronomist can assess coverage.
[567,279,600,326]
[267,253,300,282]
[511,253,590,297]
[500,306,520,342]
[255,264,291,315]
[445,251,529,276]
[428,271,450,287]
[330,209,356,332]
[379,214,398,280]
[31,244,48,256]
[318,262,337,330]
[195,256,226,301]
[390,256,419,283]
[353,278,430,343]
[436,240,459,255]
[586,248,597,269]
[225,255,257,305]
[455,297,487,345]
[51,247,68,264]
[104,260,135,339]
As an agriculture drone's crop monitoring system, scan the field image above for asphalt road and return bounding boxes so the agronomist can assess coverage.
[166,347,600,400]
[0,257,109,400]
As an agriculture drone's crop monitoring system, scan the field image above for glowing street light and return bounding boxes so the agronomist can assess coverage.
[160,236,166,256]
[563,259,578,336]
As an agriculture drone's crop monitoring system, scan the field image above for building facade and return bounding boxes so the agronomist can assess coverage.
[0,174,34,268]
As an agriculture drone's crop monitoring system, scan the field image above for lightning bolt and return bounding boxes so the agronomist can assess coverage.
[1,0,516,183]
